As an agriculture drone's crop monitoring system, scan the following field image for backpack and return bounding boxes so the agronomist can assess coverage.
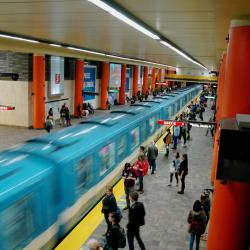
[115,225,126,248]
[189,214,204,235]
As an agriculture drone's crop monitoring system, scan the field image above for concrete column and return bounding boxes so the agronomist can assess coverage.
[119,64,126,105]
[100,62,109,110]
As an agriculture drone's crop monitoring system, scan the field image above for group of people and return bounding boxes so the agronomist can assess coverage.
[98,186,146,250]
[187,189,212,250]
[167,152,188,194]
[77,102,94,118]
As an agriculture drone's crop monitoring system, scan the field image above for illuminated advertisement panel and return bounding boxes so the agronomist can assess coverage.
[49,56,64,96]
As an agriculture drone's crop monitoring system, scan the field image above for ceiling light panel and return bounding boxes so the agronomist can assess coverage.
[88,0,160,40]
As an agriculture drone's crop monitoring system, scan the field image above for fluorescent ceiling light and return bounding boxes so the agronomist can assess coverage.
[0,34,39,43]
[160,40,207,70]
[50,43,62,47]
[67,46,105,56]
[88,0,160,40]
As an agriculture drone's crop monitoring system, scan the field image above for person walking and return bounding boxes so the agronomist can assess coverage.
[187,200,206,250]
[102,186,118,235]
[147,140,158,175]
[127,192,146,250]
[177,153,188,194]
[163,128,172,156]
[122,163,137,210]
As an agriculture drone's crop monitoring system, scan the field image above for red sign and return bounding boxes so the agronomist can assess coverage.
[0,105,15,111]
[55,74,61,84]
[157,120,185,126]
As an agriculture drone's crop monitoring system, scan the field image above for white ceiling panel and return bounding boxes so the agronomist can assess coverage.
[0,0,249,71]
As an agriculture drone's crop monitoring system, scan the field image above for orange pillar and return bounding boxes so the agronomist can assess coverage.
[100,62,109,110]
[74,59,84,117]
[210,54,226,182]
[150,67,156,94]
[157,68,162,83]
[132,65,138,97]
[207,20,250,250]
[119,64,126,105]
[142,66,148,95]
[33,55,45,129]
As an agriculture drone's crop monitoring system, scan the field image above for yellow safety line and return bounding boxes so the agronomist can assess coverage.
[55,180,125,250]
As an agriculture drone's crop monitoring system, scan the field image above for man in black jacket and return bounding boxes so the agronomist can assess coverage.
[127,192,146,250]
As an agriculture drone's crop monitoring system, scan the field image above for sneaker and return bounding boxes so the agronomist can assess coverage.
[171,147,176,150]
[168,184,172,187]
[177,191,184,194]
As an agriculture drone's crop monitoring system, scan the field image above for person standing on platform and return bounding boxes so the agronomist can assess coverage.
[60,103,66,126]
[172,124,180,150]
[104,212,121,250]
[187,200,206,250]
[102,186,118,235]
[177,153,188,194]
[147,140,158,174]
[122,163,137,210]
[127,192,146,250]
[133,155,149,194]
[163,128,172,156]
[168,152,180,186]
[65,105,72,126]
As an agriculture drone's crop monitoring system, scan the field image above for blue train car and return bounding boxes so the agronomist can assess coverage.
[0,85,201,249]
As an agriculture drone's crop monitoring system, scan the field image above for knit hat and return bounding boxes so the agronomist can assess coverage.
[193,200,202,212]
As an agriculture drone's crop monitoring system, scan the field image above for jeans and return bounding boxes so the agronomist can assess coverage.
[189,232,201,250]
[125,186,135,208]
[104,212,112,233]
[180,175,186,193]
[127,228,145,250]
[138,174,143,191]
[173,136,178,148]
[149,159,156,174]
[170,172,179,184]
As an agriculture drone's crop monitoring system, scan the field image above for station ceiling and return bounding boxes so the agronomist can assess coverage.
[0,0,249,71]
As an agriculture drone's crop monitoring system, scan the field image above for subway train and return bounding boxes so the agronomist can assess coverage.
[0,85,201,250]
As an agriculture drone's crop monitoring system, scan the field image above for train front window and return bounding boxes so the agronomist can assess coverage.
[1,195,35,249]
[75,156,94,196]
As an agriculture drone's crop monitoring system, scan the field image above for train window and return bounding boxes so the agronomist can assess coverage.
[118,136,126,159]
[165,107,169,119]
[75,156,94,195]
[1,195,35,249]
[141,121,147,142]
[99,143,115,176]
[149,117,156,134]
[130,127,140,150]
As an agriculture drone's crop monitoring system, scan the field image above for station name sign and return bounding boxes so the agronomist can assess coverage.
[157,119,216,128]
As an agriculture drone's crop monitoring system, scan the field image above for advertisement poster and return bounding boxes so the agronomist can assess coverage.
[50,56,64,96]
[109,63,122,88]
[83,66,96,101]
[126,68,130,92]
